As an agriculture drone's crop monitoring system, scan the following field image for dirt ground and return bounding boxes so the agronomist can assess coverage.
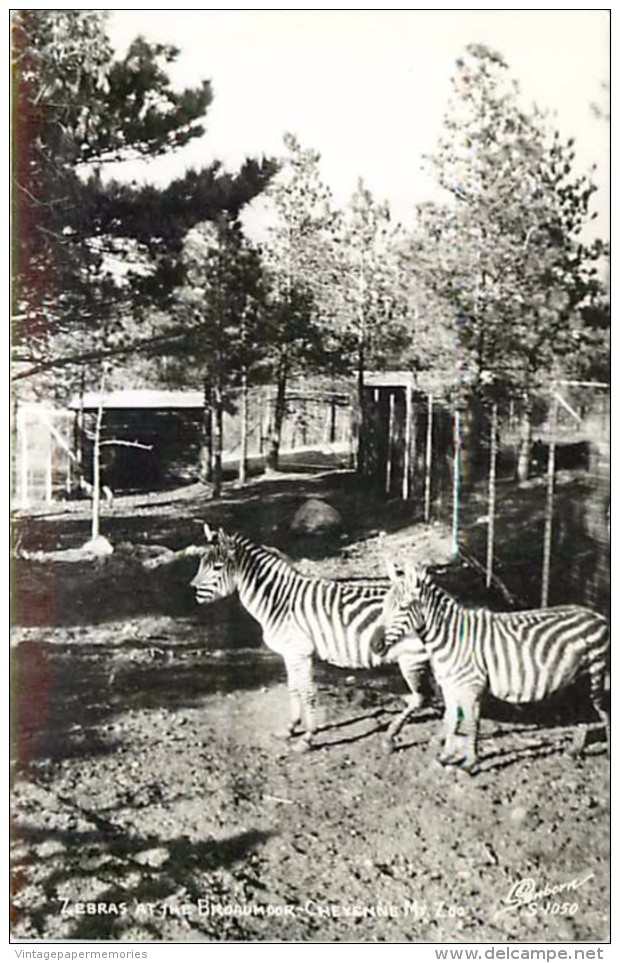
[11,468,610,943]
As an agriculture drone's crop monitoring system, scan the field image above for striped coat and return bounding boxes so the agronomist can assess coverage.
[372,563,610,772]
[190,525,429,749]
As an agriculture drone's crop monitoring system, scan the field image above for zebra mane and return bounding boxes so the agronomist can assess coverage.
[229,532,302,572]
[229,533,388,589]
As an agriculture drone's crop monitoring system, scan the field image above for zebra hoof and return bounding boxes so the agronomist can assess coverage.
[457,761,479,777]
[437,752,461,767]
[381,737,396,755]
[290,736,313,754]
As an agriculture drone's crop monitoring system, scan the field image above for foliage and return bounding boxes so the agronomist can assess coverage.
[257,134,342,467]
[406,43,608,403]
[260,133,336,358]
[330,179,406,367]
[175,217,268,388]
[12,10,275,394]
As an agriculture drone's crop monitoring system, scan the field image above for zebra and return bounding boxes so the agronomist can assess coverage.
[371,560,610,773]
[190,524,430,751]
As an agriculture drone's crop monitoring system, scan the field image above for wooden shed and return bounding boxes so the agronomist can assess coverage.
[69,389,205,492]
[362,372,453,509]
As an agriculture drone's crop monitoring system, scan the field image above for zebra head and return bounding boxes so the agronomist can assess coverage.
[190,524,238,604]
[370,559,425,657]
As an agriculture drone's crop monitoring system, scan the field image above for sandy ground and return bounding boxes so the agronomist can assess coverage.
[11,469,610,943]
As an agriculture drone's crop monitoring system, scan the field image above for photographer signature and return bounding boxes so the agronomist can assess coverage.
[495,873,594,919]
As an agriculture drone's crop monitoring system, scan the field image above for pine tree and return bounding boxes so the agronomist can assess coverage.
[259,133,336,471]
[174,218,267,494]
[12,10,275,390]
[409,43,607,478]
[330,180,405,472]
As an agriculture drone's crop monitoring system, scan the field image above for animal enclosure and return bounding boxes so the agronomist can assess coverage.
[361,377,610,614]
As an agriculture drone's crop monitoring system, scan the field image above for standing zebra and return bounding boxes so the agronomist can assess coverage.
[190,524,429,751]
[371,561,610,773]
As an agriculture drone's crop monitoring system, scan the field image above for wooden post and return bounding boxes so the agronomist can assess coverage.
[329,395,337,444]
[424,393,434,523]
[212,380,223,495]
[44,425,53,504]
[385,390,395,494]
[19,404,29,507]
[402,384,413,500]
[65,416,72,495]
[485,403,498,589]
[76,368,85,475]
[452,406,462,557]
[238,369,248,486]
[91,391,105,540]
[541,394,559,608]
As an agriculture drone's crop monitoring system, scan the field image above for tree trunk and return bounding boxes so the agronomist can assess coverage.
[73,367,86,490]
[329,395,337,444]
[238,367,249,486]
[459,393,484,489]
[212,380,223,497]
[91,386,105,540]
[199,377,213,484]
[517,397,533,483]
[265,360,287,474]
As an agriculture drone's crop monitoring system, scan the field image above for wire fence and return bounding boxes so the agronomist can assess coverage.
[364,382,610,615]
[443,383,611,611]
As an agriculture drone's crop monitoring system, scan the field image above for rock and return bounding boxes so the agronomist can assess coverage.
[134,847,169,868]
[290,498,343,535]
[34,839,66,859]
[80,535,114,557]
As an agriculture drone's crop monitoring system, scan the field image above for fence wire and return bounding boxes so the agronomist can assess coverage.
[423,387,609,614]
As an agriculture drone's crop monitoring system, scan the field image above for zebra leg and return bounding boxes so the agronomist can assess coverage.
[570,665,610,758]
[591,664,610,758]
[383,655,427,751]
[456,696,482,774]
[383,694,425,751]
[595,702,611,759]
[437,694,460,766]
[283,651,318,753]
[438,691,481,774]
[287,691,304,738]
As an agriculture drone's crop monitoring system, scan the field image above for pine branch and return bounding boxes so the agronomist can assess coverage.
[11,326,196,381]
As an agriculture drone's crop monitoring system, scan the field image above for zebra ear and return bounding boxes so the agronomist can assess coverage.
[403,560,419,592]
[384,557,400,584]
[203,523,217,544]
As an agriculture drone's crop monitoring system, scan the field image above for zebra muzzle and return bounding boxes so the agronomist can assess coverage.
[370,625,388,657]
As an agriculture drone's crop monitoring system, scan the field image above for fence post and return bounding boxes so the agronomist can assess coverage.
[541,394,559,608]
[452,405,462,557]
[385,390,395,494]
[19,404,29,507]
[402,383,413,500]
[44,428,53,504]
[424,393,433,523]
[485,403,498,589]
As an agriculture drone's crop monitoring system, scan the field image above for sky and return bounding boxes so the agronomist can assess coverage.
[105,9,610,239]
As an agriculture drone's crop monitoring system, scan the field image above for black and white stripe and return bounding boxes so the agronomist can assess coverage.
[372,563,610,772]
[190,525,429,749]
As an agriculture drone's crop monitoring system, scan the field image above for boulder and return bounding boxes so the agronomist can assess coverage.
[80,535,114,557]
[290,498,343,536]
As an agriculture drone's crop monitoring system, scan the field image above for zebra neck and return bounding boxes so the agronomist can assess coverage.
[232,537,301,625]
[420,580,456,646]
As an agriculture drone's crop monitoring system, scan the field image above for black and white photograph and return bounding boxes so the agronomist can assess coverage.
[10,8,611,948]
